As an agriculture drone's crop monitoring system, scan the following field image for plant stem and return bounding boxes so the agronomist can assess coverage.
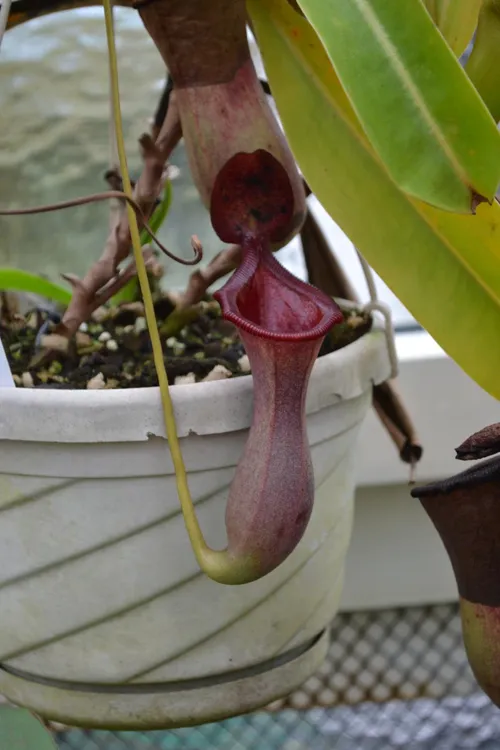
[102,0,228,581]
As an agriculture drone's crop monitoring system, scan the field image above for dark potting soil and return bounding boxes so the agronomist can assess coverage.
[1,294,372,390]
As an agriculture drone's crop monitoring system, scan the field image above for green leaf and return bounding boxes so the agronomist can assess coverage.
[293,0,500,212]
[249,0,500,400]
[465,0,500,123]
[0,269,72,305]
[0,707,56,750]
[423,0,482,57]
[139,180,172,247]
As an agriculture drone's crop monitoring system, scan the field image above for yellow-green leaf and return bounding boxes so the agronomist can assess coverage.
[466,0,500,123]
[423,0,482,57]
[294,0,500,212]
[249,0,500,400]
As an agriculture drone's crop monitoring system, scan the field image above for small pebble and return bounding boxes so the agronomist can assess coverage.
[12,374,21,386]
[75,332,92,348]
[106,339,118,351]
[238,354,251,373]
[166,336,186,355]
[87,372,106,390]
[134,317,147,334]
[26,311,39,330]
[40,334,69,354]
[202,365,232,382]
[194,351,205,360]
[79,322,88,333]
[174,373,196,385]
[92,306,108,323]
[21,372,34,388]
[119,301,144,316]
[98,331,112,343]
[123,325,134,334]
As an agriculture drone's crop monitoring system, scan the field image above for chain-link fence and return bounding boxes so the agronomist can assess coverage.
[51,603,500,749]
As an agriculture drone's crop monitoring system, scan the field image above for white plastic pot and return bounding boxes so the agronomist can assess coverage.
[0,329,390,728]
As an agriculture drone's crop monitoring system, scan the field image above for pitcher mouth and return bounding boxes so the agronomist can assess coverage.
[210,149,342,342]
[214,237,343,342]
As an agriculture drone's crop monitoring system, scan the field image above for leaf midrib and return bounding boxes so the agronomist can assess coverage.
[273,8,499,305]
[333,0,470,191]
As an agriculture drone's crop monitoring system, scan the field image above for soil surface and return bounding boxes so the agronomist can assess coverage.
[1,294,372,390]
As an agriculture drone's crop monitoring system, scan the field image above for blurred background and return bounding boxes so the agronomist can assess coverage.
[0,8,415,326]
[1,11,500,749]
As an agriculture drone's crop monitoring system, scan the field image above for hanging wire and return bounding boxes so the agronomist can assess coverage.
[355,246,378,303]
[355,247,398,380]
[354,247,416,476]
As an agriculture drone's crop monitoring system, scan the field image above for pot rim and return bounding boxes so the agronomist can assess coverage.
[0,325,390,443]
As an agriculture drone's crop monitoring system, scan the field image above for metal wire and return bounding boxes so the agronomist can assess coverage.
[353,246,399,380]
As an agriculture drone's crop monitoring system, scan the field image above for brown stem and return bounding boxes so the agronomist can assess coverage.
[152,74,173,142]
[60,98,182,336]
[301,209,357,299]
[177,240,242,309]
[300,209,423,469]
[60,248,159,327]
[372,381,423,474]
[0,87,186,339]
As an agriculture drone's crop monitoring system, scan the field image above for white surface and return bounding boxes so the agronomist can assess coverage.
[357,331,500,487]
[0,630,329,730]
[0,338,14,388]
[340,483,457,612]
[0,329,389,443]
[338,329,500,611]
[0,331,390,692]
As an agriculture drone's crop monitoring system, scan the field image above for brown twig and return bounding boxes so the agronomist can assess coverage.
[60,89,182,335]
[0,88,184,339]
[59,89,183,338]
[177,239,242,310]
[60,248,160,327]
[300,208,423,472]
[152,74,174,142]
[372,381,423,480]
